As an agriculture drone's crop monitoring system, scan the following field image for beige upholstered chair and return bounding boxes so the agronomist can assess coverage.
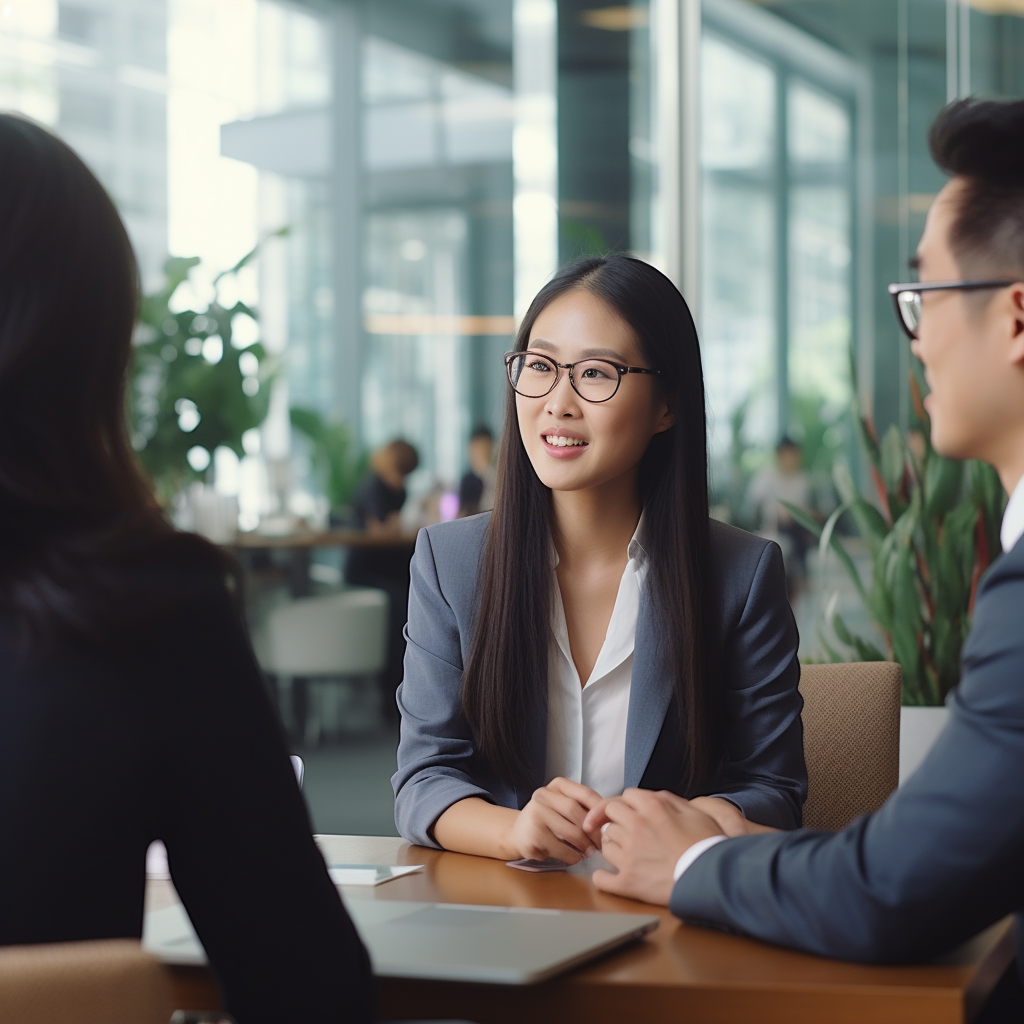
[0,939,170,1024]
[799,661,902,831]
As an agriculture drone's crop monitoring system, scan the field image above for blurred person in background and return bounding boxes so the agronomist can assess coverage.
[393,255,806,863]
[457,425,496,518]
[0,113,373,1024]
[345,438,419,720]
[746,437,813,600]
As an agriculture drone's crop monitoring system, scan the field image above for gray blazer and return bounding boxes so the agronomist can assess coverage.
[393,512,806,848]
[671,535,1024,987]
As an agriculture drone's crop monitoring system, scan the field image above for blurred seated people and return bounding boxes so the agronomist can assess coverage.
[344,439,420,720]
[457,425,496,518]
[746,437,813,600]
[0,114,373,1024]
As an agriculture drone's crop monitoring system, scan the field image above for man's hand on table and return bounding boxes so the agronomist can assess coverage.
[583,789,723,904]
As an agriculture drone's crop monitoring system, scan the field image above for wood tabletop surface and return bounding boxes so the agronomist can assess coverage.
[148,834,1016,1024]
[232,529,417,550]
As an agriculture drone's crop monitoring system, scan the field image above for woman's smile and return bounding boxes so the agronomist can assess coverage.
[541,429,589,458]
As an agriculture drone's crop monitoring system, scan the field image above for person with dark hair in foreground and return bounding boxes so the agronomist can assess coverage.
[393,255,806,862]
[0,113,373,1023]
[584,98,1024,1021]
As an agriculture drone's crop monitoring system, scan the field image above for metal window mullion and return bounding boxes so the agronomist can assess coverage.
[775,64,790,441]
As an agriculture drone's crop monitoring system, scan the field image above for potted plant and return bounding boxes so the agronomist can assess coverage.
[784,374,1005,777]
[130,250,276,504]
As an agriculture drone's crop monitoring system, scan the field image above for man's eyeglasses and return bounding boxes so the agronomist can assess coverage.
[888,280,1015,339]
[504,350,660,404]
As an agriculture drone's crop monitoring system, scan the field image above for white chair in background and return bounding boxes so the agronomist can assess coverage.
[260,588,389,745]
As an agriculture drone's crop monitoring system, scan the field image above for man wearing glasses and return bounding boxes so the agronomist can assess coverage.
[584,97,1024,1019]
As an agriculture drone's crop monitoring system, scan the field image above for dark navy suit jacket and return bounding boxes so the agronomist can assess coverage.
[392,512,807,848]
[672,535,1024,984]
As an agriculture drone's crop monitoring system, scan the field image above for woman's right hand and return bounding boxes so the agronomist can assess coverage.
[508,777,604,864]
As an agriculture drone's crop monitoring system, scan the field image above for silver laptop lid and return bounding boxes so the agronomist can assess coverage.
[144,897,659,985]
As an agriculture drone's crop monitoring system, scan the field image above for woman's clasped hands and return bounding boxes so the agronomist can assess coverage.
[510,777,605,864]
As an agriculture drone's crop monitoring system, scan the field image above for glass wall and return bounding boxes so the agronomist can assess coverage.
[697,1,858,519]
[700,0,1024,471]
[7,0,1024,514]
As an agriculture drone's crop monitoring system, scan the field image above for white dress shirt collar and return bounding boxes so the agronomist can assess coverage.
[1000,472,1024,553]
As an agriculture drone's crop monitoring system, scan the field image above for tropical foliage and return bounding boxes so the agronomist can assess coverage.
[130,248,276,501]
[785,374,1005,706]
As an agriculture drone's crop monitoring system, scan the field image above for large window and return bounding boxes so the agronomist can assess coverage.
[699,4,858,510]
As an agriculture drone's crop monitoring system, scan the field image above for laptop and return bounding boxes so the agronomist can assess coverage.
[144,896,659,984]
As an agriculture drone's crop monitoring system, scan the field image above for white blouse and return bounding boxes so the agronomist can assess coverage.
[543,522,647,799]
[1000,472,1024,553]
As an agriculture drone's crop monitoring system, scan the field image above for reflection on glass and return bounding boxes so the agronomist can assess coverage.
[359,9,514,484]
[701,35,775,171]
[363,209,472,484]
[787,81,851,411]
[701,33,777,463]
[788,80,849,165]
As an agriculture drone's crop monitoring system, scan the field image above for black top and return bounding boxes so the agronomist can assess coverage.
[0,562,373,1024]
[457,471,484,517]
[351,473,405,529]
[346,473,413,585]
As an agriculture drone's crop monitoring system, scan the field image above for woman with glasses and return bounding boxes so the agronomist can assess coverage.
[393,255,806,863]
[0,115,372,1022]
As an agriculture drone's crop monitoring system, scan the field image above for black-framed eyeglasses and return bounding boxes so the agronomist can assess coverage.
[888,279,1016,339]
[504,350,661,404]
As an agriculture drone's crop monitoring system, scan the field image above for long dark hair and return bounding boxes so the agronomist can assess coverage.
[462,255,724,791]
[0,114,230,647]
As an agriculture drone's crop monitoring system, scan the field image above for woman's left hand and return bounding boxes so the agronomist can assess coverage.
[688,796,780,837]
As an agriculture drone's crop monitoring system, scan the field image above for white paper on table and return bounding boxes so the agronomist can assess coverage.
[146,841,170,880]
[327,864,424,886]
[148,843,423,887]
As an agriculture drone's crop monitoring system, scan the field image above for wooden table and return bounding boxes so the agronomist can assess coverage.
[231,528,416,597]
[149,835,1015,1024]
[233,528,418,551]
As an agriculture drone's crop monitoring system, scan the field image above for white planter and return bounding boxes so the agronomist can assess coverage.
[899,706,951,785]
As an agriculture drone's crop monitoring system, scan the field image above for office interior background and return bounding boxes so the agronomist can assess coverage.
[2,0,1023,834]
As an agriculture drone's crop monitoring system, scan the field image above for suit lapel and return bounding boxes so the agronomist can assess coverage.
[624,591,675,788]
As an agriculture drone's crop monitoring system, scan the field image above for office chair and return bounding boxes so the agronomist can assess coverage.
[261,587,389,744]
[799,661,902,831]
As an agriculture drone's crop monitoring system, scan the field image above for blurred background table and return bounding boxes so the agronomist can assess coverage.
[149,835,1016,1024]
[232,528,416,597]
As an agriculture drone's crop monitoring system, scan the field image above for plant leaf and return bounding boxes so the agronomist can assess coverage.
[818,501,851,558]
[924,455,963,517]
[779,501,822,539]
[879,425,906,499]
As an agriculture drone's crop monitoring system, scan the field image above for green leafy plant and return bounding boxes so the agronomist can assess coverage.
[785,374,1005,706]
[130,247,278,501]
[289,406,369,515]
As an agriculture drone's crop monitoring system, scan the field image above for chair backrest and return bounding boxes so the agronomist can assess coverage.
[263,587,389,677]
[0,939,169,1024]
[799,661,902,831]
